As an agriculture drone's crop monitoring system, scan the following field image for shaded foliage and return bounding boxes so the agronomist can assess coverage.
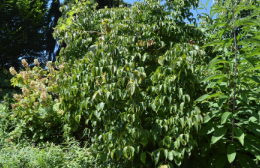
[0,0,48,69]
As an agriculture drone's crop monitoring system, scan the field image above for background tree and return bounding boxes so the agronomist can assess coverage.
[45,0,62,62]
[0,0,49,70]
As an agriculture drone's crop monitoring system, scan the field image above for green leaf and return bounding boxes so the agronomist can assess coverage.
[111,149,116,160]
[126,81,135,96]
[154,150,160,165]
[211,127,228,144]
[140,152,146,164]
[213,155,227,168]
[244,57,256,68]
[164,149,168,160]
[206,0,209,7]
[168,151,174,161]
[203,113,215,123]
[158,56,164,65]
[116,149,122,161]
[66,18,72,25]
[203,40,225,47]
[163,136,172,148]
[196,93,223,102]
[123,146,135,159]
[245,76,260,85]
[123,147,128,159]
[199,123,215,135]
[227,144,236,163]
[246,122,260,136]
[234,127,244,146]
[129,146,135,158]
[200,74,228,83]
[237,153,258,167]
[218,95,228,108]
[207,59,230,70]
[221,112,232,124]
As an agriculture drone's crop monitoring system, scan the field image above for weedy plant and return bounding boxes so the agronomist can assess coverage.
[0,140,93,168]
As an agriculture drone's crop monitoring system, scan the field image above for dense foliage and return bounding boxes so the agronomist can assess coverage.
[194,0,260,167]
[8,60,64,143]
[53,0,206,167]
[0,0,49,69]
[1,0,260,167]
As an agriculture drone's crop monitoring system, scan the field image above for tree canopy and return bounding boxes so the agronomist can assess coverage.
[0,0,49,69]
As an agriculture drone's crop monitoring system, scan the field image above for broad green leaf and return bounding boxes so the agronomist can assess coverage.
[244,139,260,160]
[60,24,66,30]
[158,56,164,65]
[116,149,122,161]
[237,153,258,167]
[199,123,215,135]
[123,147,128,159]
[227,144,236,163]
[66,18,72,25]
[221,112,232,124]
[212,154,227,168]
[168,151,174,161]
[111,149,116,160]
[123,146,135,159]
[203,113,215,123]
[126,81,135,96]
[153,150,160,165]
[211,127,228,144]
[163,136,172,148]
[129,146,135,158]
[218,95,229,108]
[140,152,146,164]
[234,127,244,146]
[246,122,260,136]
[164,149,168,160]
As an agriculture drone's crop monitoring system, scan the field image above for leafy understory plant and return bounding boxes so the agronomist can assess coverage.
[9,59,64,143]
[196,0,260,167]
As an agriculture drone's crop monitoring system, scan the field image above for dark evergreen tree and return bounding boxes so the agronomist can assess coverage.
[0,0,49,70]
[45,0,62,62]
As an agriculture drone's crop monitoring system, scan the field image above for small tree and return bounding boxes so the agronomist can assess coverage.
[54,0,206,167]
[196,0,260,167]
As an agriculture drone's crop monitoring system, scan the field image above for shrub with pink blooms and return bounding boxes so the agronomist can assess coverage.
[8,59,64,143]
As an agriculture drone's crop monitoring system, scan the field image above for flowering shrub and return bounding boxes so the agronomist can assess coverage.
[9,59,64,143]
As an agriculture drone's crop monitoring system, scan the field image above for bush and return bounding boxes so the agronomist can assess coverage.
[53,0,206,167]
[8,59,64,143]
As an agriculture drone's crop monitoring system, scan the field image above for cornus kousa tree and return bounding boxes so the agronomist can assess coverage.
[53,0,207,167]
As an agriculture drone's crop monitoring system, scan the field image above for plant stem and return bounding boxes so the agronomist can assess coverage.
[231,0,237,167]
